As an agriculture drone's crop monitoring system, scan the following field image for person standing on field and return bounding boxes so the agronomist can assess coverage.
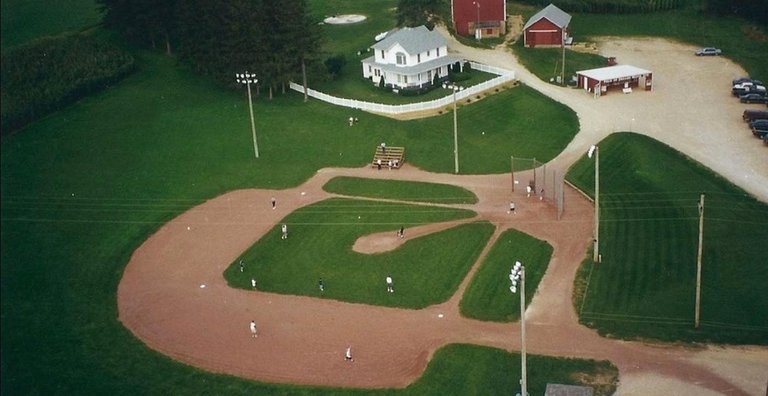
[345,346,354,361]
[386,275,394,293]
[281,224,288,239]
[250,320,258,338]
[271,197,276,209]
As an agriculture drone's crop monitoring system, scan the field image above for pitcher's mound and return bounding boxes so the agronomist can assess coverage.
[324,14,366,24]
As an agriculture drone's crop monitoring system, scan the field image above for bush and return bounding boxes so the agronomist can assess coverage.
[324,54,347,78]
[450,72,472,82]
[1,33,135,134]
[463,61,472,72]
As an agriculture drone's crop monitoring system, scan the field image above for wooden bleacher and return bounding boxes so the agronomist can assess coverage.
[371,146,405,169]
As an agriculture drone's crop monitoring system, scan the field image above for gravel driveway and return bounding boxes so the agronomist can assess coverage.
[441,30,768,202]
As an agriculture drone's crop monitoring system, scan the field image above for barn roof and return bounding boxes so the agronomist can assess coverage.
[371,26,447,55]
[577,65,652,81]
[523,4,571,30]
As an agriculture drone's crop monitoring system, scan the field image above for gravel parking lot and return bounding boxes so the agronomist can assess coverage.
[443,31,768,202]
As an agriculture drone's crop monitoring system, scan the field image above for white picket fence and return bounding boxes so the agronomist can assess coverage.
[288,61,515,115]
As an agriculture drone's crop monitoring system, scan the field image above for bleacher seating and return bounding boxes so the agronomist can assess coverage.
[371,146,405,169]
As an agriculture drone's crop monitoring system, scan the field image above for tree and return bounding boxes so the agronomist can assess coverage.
[324,54,347,78]
[396,0,446,28]
[98,0,178,54]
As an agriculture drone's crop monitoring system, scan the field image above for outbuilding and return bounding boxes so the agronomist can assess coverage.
[523,4,571,47]
[451,0,506,39]
[576,65,653,97]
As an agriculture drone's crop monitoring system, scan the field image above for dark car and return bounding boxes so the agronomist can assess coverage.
[743,109,768,122]
[750,119,768,129]
[752,128,768,138]
[740,93,768,104]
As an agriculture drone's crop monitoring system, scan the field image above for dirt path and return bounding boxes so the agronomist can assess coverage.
[118,33,768,395]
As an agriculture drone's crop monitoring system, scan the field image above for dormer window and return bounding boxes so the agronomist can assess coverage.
[417,54,421,62]
[396,52,406,65]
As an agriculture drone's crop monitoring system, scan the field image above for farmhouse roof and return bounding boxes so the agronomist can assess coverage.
[523,4,571,30]
[576,65,652,81]
[371,26,447,54]
[361,55,462,75]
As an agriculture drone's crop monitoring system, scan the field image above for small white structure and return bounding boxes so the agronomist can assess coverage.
[361,26,462,90]
[576,65,653,97]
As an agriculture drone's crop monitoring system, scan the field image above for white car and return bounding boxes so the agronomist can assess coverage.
[695,47,721,56]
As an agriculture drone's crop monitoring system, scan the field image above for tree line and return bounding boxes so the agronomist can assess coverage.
[98,0,323,99]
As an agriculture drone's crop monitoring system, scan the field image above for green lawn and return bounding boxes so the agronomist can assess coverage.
[511,40,608,85]
[1,0,102,49]
[402,344,618,396]
[313,69,499,105]
[226,198,490,309]
[460,228,553,322]
[323,177,478,204]
[567,133,768,344]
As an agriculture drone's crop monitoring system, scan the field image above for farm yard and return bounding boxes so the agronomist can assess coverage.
[2,0,768,395]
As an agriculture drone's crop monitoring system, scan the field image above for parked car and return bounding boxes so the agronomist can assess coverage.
[749,119,768,129]
[696,47,722,56]
[732,78,763,86]
[743,109,768,121]
[752,128,768,138]
[740,93,768,104]
[732,85,767,96]
[733,81,764,90]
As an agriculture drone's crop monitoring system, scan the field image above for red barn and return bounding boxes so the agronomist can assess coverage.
[451,0,506,39]
[523,4,571,47]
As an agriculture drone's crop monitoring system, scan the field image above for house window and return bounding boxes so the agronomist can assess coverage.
[428,70,432,81]
[374,69,380,77]
[396,52,406,65]
[417,54,421,63]
[403,76,408,83]
[427,50,430,56]
[437,48,440,57]
[381,50,384,59]
[368,65,372,73]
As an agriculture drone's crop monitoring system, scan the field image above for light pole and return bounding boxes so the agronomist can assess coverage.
[588,145,599,262]
[443,83,463,174]
[473,1,481,40]
[236,72,259,158]
[509,261,527,396]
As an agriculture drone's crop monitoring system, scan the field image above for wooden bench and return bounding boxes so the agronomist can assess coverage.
[371,146,405,169]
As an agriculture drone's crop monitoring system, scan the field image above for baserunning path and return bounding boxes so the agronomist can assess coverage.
[118,165,764,395]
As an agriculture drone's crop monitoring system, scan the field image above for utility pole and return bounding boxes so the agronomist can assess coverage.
[511,155,515,192]
[561,32,566,86]
[588,145,600,262]
[695,193,705,328]
[520,266,527,396]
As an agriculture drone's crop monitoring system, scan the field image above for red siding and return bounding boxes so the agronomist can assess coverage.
[452,0,505,36]
[524,18,563,47]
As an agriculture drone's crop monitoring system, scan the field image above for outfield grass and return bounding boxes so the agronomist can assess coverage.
[567,133,768,344]
[402,344,618,396]
[225,198,489,309]
[460,228,553,322]
[1,0,102,49]
[323,177,478,204]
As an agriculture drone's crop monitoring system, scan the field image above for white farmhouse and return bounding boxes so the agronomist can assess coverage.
[361,26,462,90]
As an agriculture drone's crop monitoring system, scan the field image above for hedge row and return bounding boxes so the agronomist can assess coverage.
[520,0,689,13]
[1,33,136,134]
